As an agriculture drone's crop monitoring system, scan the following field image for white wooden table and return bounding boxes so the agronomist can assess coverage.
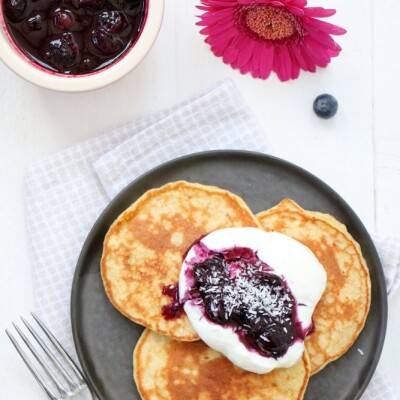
[0,0,399,398]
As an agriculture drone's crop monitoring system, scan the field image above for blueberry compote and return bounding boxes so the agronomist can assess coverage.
[188,245,304,359]
[2,0,145,74]
[161,283,184,320]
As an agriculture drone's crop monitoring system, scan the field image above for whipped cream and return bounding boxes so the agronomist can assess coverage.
[179,227,327,374]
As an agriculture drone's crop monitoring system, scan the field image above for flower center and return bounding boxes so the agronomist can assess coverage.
[245,6,297,41]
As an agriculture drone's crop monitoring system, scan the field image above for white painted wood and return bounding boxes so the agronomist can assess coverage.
[373,0,400,236]
[372,0,400,393]
[0,0,398,397]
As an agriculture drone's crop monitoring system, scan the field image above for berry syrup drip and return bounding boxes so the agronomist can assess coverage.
[161,283,184,320]
[189,245,305,359]
[2,0,145,74]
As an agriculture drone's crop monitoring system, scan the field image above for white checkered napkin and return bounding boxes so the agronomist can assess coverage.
[92,80,266,199]
[372,234,400,297]
[24,79,399,399]
[363,370,398,400]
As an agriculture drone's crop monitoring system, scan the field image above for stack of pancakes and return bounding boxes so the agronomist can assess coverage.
[101,181,371,400]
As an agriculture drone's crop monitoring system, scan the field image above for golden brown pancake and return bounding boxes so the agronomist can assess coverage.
[134,330,311,400]
[101,181,261,341]
[257,199,371,374]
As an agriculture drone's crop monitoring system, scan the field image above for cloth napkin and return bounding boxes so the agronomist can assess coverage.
[25,79,399,400]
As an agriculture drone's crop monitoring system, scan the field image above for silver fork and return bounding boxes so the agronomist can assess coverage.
[5,313,94,400]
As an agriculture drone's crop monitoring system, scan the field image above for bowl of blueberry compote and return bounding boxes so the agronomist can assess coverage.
[0,0,163,91]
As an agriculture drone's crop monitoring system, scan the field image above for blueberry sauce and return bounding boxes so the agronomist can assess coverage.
[186,244,308,359]
[161,283,184,320]
[2,0,146,74]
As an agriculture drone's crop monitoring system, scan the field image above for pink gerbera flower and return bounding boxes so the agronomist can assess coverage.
[197,0,346,81]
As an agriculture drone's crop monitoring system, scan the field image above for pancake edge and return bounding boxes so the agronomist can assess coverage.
[133,329,311,400]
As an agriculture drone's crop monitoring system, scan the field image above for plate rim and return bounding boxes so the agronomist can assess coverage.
[70,149,388,400]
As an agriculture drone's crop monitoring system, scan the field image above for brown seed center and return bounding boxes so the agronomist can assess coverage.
[245,6,296,41]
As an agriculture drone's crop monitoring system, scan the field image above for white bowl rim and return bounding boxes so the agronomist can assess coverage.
[0,0,164,92]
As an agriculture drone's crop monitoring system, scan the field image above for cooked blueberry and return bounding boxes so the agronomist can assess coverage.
[42,33,80,69]
[124,0,144,16]
[25,12,44,31]
[313,94,338,119]
[205,296,227,324]
[72,0,105,9]
[81,55,97,70]
[91,28,123,55]
[161,283,184,320]
[79,15,92,28]
[255,321,294,357]
[108,0,125,9]
[4,0,26,22]
[96,10,125,33]
[53,8,74,31]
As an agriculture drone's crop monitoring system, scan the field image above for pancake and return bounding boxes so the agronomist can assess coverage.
[101,181,261,341]
[257,199,371,374]
[134,329,311,400]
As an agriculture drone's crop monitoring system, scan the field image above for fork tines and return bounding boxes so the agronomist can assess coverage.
[6,313,90,400]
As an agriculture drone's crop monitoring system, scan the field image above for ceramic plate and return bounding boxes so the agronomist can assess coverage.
[71,150,387,400]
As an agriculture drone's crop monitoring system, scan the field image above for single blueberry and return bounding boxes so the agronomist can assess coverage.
[256,322,292,357]
[96,10,125,33]
[108,0,125,10]
[72,0,105,9]
[313,94,338,119]
[81,55,97,70]
[91,28,123,55]
[42,33,80,70]
[53,8,75,31]
[4,0,27,22]
[123,0,143,16]
[25,12,44,31]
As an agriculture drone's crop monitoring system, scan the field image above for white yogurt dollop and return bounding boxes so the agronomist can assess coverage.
[179,227,327,374]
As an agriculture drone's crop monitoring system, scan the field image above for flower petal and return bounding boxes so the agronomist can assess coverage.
[306,36,338,60]
[290,59,300,79]
[236,37,256,68]
[289,0,307,8]
[274,45,292,81]
[198,7,235,23]
[259,43,274,79]
[209,31,237,56]
[291,44,316,72]
[247,41,264,78]
[303,17,347,35]
[202,0,237,8]
[222,35,241,64]
[304,7,336,18]
[307,30,341,52]
[200,19,236,36]
[286,6,305,16]
[302,38,330,67]
[285,46,300,79]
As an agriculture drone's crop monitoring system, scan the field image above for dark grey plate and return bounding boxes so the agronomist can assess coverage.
[71,150,387,400]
